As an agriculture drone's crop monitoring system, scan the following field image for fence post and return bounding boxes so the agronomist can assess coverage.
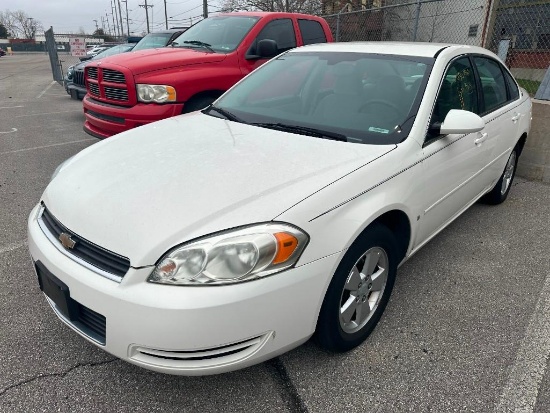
[412,0,421,41]
[44,27,63,83]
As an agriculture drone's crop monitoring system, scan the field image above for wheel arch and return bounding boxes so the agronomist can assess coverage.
[370,209,411,265]
[183,90,225,113]
[516,132,527,156]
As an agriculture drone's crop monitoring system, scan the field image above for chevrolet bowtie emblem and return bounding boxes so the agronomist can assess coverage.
[59,232,76,249]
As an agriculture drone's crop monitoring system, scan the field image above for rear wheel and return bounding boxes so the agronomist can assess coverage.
[315,223,398,352]
[481,148,518,205]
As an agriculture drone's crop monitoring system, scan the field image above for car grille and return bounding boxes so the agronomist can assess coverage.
[86,67,129,103]
[40,206,131,278]
[73,70,85,87]
[77,304,107,343]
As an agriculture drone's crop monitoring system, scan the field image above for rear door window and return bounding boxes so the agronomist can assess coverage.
[298,20,327,45]
[473,57,508,114]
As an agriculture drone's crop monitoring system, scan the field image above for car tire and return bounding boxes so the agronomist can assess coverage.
[183,95,217,113]
[480,148,518,205]
[315,223,398,353]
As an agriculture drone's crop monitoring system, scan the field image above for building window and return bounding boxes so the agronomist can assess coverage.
[468,24,479,37]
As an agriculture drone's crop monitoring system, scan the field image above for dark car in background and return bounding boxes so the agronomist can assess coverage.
[0,47,6,57]
[65,43,136,99]
[131,28,187,51]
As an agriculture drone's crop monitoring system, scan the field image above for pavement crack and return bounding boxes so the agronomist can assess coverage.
[267,357,309,413]
[0,358,118,397]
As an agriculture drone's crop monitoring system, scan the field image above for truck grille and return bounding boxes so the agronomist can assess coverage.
[103,69,125,83]
[87,67,98,79]
[89,83,100,96]
[73,70,85,87]
[39,205,131,279]
[86,67,130,104]
[105,86,128,101]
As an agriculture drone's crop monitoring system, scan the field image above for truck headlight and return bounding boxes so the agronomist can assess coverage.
[137,84,176,103]
[67,65,75,80]
[148,223,309,285]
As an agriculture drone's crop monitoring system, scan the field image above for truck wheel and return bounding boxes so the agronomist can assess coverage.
[183,96,217,113]
[315,223,398,352]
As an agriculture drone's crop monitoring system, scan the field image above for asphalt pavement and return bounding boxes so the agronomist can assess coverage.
[1,55,549,413]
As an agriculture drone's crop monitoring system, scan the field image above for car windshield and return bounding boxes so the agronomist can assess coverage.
[93,44,134,59]
[211,51,434,145]
[171,16,259,53]
[133,33,176,51]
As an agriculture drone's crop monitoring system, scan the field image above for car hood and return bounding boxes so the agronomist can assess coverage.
[92,48,227,75]
[43,113,394,267]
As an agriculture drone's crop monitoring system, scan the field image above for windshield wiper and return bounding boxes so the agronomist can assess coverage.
[182,40,215,53]
[205,105,245,123]
[252,123,348,142]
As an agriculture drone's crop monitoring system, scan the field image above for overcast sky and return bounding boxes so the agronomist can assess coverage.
[2,0,222,36]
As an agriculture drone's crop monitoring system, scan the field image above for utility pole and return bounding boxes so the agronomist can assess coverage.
[117,0,125,36]
[121,0,130,38]
[93,19,99,32]
[111,1,119,37]
[106,12,112,36]
[203,0,208,18]
[139,1,153,34]
[412,0,421,41]
[164,0,168,30]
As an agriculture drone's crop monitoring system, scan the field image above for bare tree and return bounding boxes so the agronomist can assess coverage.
[0,9,42,38]
[220,0,322,15]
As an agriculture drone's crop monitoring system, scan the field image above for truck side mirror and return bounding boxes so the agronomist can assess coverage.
[257,39,278,59]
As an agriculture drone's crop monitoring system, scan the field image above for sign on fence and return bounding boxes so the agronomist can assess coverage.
[69,37,86,57]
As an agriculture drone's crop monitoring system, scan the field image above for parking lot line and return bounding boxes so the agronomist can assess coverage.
[36,81,57,99]
[14,110,82,118]
[0,105,24,110]
[495,272,550,412]
[0,139,95,156]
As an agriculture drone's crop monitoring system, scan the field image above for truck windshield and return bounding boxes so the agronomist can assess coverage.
[211,51,434,145]
[171,16,259,53]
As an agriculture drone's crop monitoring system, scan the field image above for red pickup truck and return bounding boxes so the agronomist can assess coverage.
[82,12,333,138]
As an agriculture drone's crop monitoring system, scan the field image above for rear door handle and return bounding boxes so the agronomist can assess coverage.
[475,132,488,146]
[511,113,521,122]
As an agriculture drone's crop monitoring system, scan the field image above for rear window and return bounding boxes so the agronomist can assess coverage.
[298,20,327,45]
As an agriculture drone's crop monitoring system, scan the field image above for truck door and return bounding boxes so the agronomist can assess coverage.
[239,18,297,76]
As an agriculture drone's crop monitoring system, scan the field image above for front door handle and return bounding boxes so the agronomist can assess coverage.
[475,132,488,146]
[511,113,521,122]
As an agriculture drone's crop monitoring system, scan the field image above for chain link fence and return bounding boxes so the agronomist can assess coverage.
[43,29,129,84]
[321,0,550,96]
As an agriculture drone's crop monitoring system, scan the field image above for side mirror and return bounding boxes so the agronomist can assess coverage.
[257,39,278,59]
[438,109,485,135]
[79,55,92,62]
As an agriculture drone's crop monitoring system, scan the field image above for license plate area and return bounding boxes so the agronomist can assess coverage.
[36,261,79,320]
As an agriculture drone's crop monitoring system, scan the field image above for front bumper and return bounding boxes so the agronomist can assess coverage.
[83,96,185,139]
[27,204,337,375]
[67,84,87,100]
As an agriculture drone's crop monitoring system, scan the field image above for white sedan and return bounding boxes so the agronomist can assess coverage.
[28,42,531,375]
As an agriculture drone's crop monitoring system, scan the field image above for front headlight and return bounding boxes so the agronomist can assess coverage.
[67,65,75,80]
[148,223,309,285]
[137,84,176,103]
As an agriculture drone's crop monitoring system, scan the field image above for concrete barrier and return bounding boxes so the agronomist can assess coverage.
[517,99,550,184]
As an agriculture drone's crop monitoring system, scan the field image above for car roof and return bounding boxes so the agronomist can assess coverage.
[294,42,493,59]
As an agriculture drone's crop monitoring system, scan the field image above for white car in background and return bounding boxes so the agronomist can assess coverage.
[28,42,531,375]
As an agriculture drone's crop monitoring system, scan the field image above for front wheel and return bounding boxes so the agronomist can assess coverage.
[315,223,398,352]
[481,148,518,205]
